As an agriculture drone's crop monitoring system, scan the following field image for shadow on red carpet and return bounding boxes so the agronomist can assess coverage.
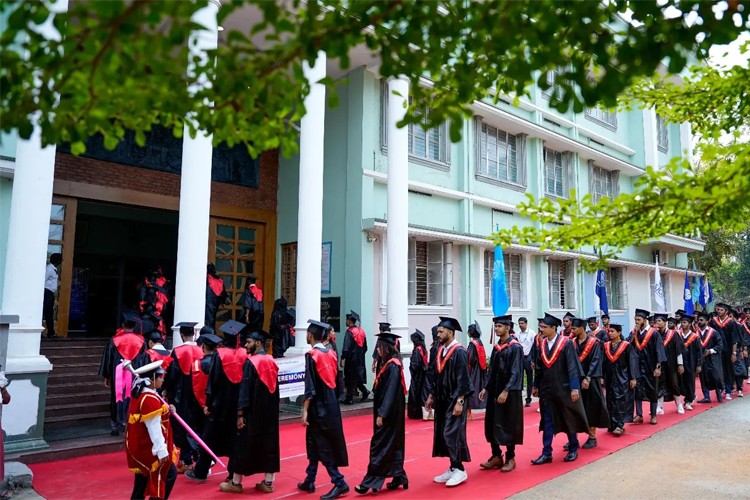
[30,393,726,499]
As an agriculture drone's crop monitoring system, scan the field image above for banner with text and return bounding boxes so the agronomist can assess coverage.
[276,355,306,399]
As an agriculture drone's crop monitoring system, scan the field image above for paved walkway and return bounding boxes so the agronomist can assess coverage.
[512,394,750,499]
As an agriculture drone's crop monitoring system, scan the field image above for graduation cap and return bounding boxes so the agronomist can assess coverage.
[438,316,462,332]
[653,313,668,322]
[493,315,513,325]
[586,316,598,324]
[609,323,623,332]
[634,308,650,319]
[146,330,163,342]
[667,317,677,324]
[411,329,425,343]
[571,318,587,328]
[379,322,392,333]
[675,309,686,316]
[246,329,271,343]
[715,302,732,311]
[134,359,166,376]
[307,319,331,340]
[176,321,198,336]
[219,320,248,337]
[601,314,610,320]
[199,325,215,337]
[680,314,695,323]
[539,313,562,328]
[122,311,142,327]
[468,320,481,337]
[346,310,360,323]
[697,312,711,320]
[563,312,576,320]
[376,332,401,346]
[197,333,222,347]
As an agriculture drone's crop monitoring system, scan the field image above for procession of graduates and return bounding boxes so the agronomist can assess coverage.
[99,289,750,499]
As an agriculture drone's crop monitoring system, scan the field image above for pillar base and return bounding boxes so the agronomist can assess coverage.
[284,345,311,357]
[3,365,51,454]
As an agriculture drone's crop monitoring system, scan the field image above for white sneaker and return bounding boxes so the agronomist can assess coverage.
[434,468,454,483]
[445,468,468,487]
[725,393,733,400]
[656,407,664,415]
[684,402,693,411]
[739,391,744,398]
[677,404,685,414]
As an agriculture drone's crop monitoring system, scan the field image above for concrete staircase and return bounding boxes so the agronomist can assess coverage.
[41,338,111,432]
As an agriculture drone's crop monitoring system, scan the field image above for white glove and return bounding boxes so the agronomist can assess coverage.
[0,371,8,390]
[708,349,716,355]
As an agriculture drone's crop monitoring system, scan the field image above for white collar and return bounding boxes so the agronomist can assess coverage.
[182,341,197,346]
[547,333,559,346]
[313,342,326,350]
[442,339,459,352]
[151,343,166,351]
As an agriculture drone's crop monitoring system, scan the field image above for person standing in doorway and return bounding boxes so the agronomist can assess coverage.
[43,253,62,338]
[341,311,369,405]
[515,317,536,407]
[205,264,228,329]
[241,275,264,331]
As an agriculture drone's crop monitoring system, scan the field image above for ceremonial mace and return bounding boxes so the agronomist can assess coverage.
[122,360,226,468]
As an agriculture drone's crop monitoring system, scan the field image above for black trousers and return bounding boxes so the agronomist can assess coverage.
[523,355,533,402]
[345,377,368,400]
[131,464,177,499]
[43,289,56,337]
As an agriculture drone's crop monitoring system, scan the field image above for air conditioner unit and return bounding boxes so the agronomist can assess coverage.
[652,250,669,265]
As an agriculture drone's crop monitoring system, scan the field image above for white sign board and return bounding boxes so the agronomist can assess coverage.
[276,355,306,398]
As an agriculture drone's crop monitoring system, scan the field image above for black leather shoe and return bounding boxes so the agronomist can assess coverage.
[563,442,570,451]
[531,455,552,465]
[321,484,350,500]
[184,470,207,483]
[563,450,578,462]
[354,485,370,495]
[386,476,409,490]
[360,390,370,403]
[582,438,598,449]
[297,481,315,494]
[342,399,354,405]
[697,398,711,403]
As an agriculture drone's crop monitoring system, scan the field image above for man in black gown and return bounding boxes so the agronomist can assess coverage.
[341,310,369,404]
[407,329,429,420]
[710,302,743,399]
[422,324,440,421]
[631,309,667,425]
[299,320,349,500]
[355,332,408,494]
[677,315,702,410]
[570,318,608,450]
[186,320,248,483]
[220,329,280,494]
[479,315,523,473]
[653,313,686,415]
[697,312,725,403]
[240,275,264,330]
[425,316,472,487]
[602,324,638,436]
[531,313,589,465]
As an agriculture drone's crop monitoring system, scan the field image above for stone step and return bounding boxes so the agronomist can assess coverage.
[46,354,104,366]
[11,431,124,465]
[47,390,110,405]
[48,363,103,376]
[48,372,96,384]
[46,381,109,397]
[45,401,110,421]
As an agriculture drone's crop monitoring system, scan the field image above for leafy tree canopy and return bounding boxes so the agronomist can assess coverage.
[1,0,748,159]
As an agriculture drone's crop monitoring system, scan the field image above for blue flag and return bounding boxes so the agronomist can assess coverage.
[691,277,700,304]
[683,270,694,315]
[699,276,709,308]
[595,269,609,315]
[492,246,510,316]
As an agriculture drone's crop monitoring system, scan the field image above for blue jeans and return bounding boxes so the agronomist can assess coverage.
[305,460,345,488]
[635,400,657,417]
[702,388,723,402]
[540,404,578,457]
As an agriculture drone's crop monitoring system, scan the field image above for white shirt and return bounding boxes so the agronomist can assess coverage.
[141,388,168,460]
[516,329,536,356]
[546,333,559,351]
[44,263,58,292]
[442,338,459,355]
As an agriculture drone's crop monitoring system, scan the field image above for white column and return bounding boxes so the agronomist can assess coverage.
[643,108,659,169]
[1,0,68,374]
[289,51,327,354]
[679,122,693,165]
[385,77,411,356]
[172,0,220,348]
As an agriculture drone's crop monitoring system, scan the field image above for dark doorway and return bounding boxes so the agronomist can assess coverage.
[69,201,178,337]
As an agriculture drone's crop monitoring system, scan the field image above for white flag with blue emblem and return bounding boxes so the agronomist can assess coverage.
[652,258,667,313]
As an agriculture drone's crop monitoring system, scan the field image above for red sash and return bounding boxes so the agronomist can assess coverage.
[248,353,279,393]
[633,328,656,351]
[682,331,699,348]
[662,329,676,347]
[348,327,366,347]
[494,339,520,354]
[174,344,203,376]
[114,327,126,338]
[147,349,173,368]
[113,333,144,361]
[415,345,428,365]
[217,348,247,384]
[700,328,716,349]
[437,343,463,374]
[604,341,629,363]
[207,274,224,296]
[577,337,597,363]
[563,327,574,339]
[590,328,602,338]
[374,358,407,395]
[309,348,338,389]
[712,316,732,329]
[471,340,488,370]
[191,359,208,407]
[541,336,568,368]
[248,284,263,302]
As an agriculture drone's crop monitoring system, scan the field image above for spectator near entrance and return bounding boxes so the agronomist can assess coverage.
[241,275,264,331]
[43,253,62,338]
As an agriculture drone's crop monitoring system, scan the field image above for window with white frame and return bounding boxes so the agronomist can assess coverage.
[656,113,669,152]
[543,147,570,198]
[589,162,619,204]
[584,106,618,130]
[548,259,576,309]
[408,239,453,306]
[542,68,565,101]
[477,121,527,186]
[604,267,627,310]
[483,251,525,308]
[380,80,450,165]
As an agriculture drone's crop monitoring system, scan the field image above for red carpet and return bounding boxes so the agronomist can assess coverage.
[31,395,725,499]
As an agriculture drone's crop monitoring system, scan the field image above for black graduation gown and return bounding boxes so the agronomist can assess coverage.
[305,347,349,467]
[98,333,146,423]
[360,361,407,490]
[659,329,686,400]
[534,336,589,435]
[699,328,724,391]
[575,337,609,429]
[678,331,702,401]
[594,328,609,345]
[467,340,487,410]
[205,277,228,328]
[342,327,368,388]
[407,344,428,419]
[162,345,205,433]
[484,339,524,447]
[203,349,242,457]
[422,341,439,403]
[632,329,667,402]
[710,317,740,388]
[233,357,280,475]
[240,287,264,330]
[602,341,639,430]
[431,344,472,463]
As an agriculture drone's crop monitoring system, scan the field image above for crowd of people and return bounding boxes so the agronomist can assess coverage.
[98,297,750,499]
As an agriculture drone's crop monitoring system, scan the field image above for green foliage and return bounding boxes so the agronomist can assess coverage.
[1,0,748,158]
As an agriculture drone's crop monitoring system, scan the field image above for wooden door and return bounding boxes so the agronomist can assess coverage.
[209,218,265,327]
[48,197,77,337]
